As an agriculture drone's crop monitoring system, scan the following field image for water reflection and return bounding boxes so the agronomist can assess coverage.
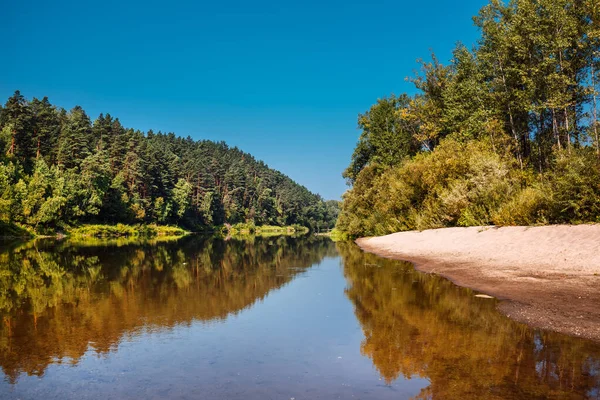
[0,235,336,383]
[338,242,600,399]
[2,236,600,399]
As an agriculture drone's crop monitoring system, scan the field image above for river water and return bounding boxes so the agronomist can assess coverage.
[0,235,599,399]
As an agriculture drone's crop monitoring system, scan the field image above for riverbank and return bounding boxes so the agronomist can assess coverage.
[1,223,189,240]
[1,222,314,241]
[356,225,600,342]
[224,223,309,236]
[68,224,189,238]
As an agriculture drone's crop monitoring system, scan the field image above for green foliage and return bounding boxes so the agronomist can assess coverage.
[546,149,600,223]
[492,186,549,226]
[0,92,337,234]
[224,223,308,236]
[57,106,92,169]
[67,224,187,238]
[339,0,600,237]
[343,94,419,183]
[338,137,600,237]
[172,178,192,220]
[0,221,34,238]
[328,228,350,242]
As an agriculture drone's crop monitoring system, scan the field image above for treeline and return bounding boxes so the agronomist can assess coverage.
[338,0,600,237]
[0,92,339,234]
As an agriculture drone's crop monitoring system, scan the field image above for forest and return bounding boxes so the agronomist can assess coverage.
[337,0,600,237]
[0,92,339,235]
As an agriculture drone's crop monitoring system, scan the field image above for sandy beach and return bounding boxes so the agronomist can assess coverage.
[356,225,600,341]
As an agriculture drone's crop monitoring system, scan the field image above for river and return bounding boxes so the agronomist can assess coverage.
[0,235,599,399]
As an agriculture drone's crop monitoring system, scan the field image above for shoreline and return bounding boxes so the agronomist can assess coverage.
[0,223,190,241]
[1,223,314,242]
[356,225,600,342]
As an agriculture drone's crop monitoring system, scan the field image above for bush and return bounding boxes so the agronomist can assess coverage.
[492,186,549,226]
[546,149,600,224]
[337,135,600,238]
[336,138,527,237]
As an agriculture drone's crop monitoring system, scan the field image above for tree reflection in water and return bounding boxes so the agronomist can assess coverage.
[339,242,600,400]
[2,237,600,399]
[0,235,336,383]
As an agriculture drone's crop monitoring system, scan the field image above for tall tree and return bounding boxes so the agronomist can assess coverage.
[343,94,419,183]
[3,91,34,166]
[57,106,92,169]
[31,97,60,163]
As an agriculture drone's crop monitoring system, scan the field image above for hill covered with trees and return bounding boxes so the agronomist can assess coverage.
[0,92,338,234]
[337,0,600,237]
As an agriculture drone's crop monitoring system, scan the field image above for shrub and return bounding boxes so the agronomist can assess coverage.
[546,149,600,224]
[337,138,525,236]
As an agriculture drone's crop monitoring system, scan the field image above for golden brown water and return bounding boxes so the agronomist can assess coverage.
[0,236,599,399]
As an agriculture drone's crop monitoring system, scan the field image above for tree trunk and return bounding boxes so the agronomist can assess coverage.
[538,111,544,173]
[557,47,571,151]
[593,61,599,156]
[8,133,15,155]
[552,109,562,150]
[496,52,523,169]
[564,108,571,152]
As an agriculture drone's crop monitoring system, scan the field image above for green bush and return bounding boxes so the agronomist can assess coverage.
[492,186,549,226]
[338,136,600,238]
[546,149,600,224]
[68,224,187,238]
[337,138,532,236]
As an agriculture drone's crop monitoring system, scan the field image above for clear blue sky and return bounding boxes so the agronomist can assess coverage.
[2,0,487,200]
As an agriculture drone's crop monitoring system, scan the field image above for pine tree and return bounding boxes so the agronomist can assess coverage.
[57,106,92,169]
[31,97,60,163]
[3,91,34,166]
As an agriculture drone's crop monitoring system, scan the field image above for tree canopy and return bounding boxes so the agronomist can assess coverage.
[338,0,600,237]
[0,92,338,233]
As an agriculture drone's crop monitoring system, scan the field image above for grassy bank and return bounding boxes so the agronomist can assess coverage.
[65,235,185,247]
[2,221,309,241]
[67,224,189,238]
[224,223,309,236]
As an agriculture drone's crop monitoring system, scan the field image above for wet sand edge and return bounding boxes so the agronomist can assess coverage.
[356,233,600,342]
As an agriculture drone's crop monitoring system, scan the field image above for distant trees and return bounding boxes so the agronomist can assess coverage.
[0,93,337,233]
[338,0,600,237]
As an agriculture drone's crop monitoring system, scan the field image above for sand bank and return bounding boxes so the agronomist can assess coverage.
[356,225,600,341]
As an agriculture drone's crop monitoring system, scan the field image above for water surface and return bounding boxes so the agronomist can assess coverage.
[0,235,599,399]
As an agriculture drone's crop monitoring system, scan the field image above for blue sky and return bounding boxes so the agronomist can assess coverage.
[2,0,487,200]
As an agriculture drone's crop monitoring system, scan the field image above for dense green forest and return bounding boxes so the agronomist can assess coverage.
[0,92,339,234]
[337,0,600,237]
